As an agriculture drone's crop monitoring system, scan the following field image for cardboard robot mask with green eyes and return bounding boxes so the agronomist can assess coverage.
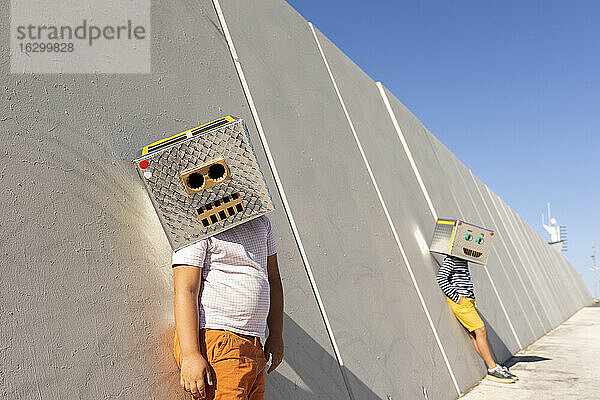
[132,115,275,251]
[429,218,495,264]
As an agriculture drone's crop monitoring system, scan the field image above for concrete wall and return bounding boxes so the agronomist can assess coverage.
[0,0,592,399]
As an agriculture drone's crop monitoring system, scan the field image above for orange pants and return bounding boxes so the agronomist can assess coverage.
[174,329,266,400]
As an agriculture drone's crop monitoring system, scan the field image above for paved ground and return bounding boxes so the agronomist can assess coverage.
[459,307,600,400]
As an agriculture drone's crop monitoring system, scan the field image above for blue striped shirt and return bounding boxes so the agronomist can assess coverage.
[436,255,475,303]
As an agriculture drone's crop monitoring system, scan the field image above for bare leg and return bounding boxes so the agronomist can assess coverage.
[469,331,481,357]
[471,326,497,369]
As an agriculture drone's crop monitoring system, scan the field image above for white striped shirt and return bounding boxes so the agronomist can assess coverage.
[436,255,475,303]
[172,216,277,337]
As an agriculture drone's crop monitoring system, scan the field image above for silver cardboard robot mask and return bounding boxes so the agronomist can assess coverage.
[429,218,494,264]
[133,116,274,250]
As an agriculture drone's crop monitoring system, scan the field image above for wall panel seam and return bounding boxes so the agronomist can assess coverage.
[211,2,352,399]
[309,22,462,397]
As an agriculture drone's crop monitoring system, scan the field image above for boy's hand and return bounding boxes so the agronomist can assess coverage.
[180,353,213,399]
[264,334,284,374]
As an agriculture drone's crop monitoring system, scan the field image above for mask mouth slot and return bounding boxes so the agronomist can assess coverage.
[463,248,482,258]
[197,193,244,227]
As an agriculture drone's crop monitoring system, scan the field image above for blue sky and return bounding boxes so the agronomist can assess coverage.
[287,0,600,296]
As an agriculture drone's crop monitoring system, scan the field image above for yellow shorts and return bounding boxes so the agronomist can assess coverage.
[447,297,485,332]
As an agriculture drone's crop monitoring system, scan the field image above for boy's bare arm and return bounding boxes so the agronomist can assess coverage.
[174,265,203,357]
[173,265,213,398]
[264,253,284,373]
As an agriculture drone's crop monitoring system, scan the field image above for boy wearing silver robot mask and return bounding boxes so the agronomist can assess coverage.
[134,116,284,399]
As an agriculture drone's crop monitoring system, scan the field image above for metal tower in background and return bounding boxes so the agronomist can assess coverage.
[542,202,568,253]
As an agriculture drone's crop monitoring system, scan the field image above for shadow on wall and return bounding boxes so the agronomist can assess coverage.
[266,314,379,400]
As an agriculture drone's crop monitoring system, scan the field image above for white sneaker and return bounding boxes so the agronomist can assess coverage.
[500,365,519,380]
[487,365,516,383]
